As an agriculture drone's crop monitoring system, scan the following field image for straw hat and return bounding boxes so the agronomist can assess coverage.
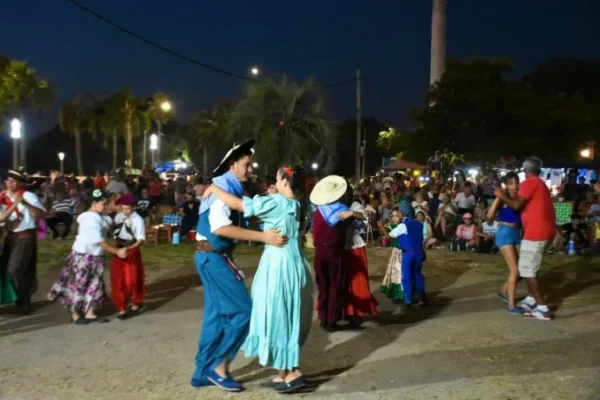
[213,139,255,177]
[309,175,348,205]
[4,169,29,183]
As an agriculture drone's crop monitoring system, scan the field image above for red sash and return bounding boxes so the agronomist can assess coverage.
[0,188,26,221]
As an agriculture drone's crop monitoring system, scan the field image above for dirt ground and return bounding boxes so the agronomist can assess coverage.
[1,245,599,400]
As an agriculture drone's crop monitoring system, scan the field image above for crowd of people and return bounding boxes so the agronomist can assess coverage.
[0,148,598,394]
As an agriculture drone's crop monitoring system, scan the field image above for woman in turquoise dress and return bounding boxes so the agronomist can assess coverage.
[204,166,312,394]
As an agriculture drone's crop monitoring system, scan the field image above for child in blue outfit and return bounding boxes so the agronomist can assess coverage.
[388,209,427,312]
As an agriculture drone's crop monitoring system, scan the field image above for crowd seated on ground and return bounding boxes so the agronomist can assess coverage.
[354,169,600,256]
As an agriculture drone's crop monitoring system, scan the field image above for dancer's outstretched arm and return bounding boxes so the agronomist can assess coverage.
[205,185,244,212]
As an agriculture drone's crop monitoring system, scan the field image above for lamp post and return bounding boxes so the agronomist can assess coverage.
[250,66,260,76]
[10,119,21,169]
[150,133,158,168]
[58,152,65,174]
[155,101,172,166]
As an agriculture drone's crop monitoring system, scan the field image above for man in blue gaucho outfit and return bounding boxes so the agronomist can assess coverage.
[191,139,287,392]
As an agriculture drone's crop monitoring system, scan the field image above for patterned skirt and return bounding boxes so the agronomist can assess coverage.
[47,251,105,314]
[380,248,404,302]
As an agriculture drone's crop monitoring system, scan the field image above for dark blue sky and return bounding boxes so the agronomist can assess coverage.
[2,0,598,136]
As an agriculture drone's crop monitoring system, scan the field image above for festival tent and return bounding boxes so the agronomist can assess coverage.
[382,159,426,171]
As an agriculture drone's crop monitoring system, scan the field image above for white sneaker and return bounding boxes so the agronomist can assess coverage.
[517,296,537,312]
[524,307,552,321]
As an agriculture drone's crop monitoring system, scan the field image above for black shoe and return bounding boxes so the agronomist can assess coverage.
[127,304,145,317]
[260,378,284,389]
[117,312,129,321]
[347,316,364,328]
[85,316,110,323]
[275,376,307,393]
[320,321,340,333]
[418,296,429,308]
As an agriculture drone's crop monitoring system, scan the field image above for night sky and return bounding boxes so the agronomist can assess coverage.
[2,0,599,137]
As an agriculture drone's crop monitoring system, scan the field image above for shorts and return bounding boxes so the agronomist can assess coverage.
[495,224,521,248]
[518,240,548,278]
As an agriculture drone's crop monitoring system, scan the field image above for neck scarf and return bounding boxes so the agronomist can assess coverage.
[0,188,26,220]
[199,171,244,215]
[317,201,350,228]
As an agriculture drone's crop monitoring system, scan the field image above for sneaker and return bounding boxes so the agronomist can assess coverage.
[517,296,537,312]
[523,307,552,321]
[506,306,523,315]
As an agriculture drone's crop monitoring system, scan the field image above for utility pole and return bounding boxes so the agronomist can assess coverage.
[355,69,362,179]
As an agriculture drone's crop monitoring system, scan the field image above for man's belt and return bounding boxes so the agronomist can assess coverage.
[8,229,36,238]
[196,240,216,253]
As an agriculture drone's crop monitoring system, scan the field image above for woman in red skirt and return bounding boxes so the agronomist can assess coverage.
[344,193,378,326]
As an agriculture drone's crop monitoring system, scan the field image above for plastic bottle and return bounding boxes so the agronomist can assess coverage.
[172,232,180,245]
[567,240,577,256]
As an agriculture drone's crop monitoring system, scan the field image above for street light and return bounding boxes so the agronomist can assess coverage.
[150,134,158,167]
[10,118,21,169]
[311,163,318,170]
[160,101,172,112]
[250,66,260,76]
[58,152,65,174]
[252,162,259,168]
[580,148,592,159]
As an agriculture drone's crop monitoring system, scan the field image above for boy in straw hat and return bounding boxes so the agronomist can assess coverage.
[191,140,288,392]
[0,170,46,315]
[310,175,357,332]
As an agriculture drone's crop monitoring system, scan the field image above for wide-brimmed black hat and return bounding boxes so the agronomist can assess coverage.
[213,139,255,177]
[4,169,29,183]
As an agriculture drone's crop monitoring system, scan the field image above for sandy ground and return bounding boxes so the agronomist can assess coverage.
[0,248,599,400]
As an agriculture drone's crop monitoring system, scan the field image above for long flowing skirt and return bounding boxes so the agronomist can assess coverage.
[381,248,404,302]
[0,267,17,305]
[345,247,378,316]
[47,251,105,313]
[242,244,313,371]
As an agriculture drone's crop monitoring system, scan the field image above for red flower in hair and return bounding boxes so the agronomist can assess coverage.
[283,167,294,177]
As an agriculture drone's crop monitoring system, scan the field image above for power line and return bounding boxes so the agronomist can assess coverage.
[364,79,392,104]
[67,0,359,88]
[67,0,254,81]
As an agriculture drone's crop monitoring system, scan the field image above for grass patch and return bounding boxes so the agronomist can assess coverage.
[37,240,600,275]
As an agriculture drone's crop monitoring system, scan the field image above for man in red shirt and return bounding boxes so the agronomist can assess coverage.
[495,157,554,320]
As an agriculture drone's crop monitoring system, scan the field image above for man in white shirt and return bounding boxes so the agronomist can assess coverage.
[0,170,46,314]
[453,185,476,214]
[191,140,287,392]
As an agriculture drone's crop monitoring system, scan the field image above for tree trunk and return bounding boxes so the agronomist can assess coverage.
[112,131,118,171]
[430,0,447,86]
[202,146,208,177]
[75,130,84,176]
[124,100,134,169]
[142,130,148,170]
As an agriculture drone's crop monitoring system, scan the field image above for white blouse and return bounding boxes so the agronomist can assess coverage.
[2,191,45,232]
[114,212,146,241]
[345,202,367,250]
[72,211,112,256]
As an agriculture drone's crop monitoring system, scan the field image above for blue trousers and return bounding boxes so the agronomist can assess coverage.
[401,251,425,303]
[192,252,251,381]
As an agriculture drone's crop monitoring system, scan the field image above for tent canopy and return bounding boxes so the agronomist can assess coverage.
[382,159,426,171]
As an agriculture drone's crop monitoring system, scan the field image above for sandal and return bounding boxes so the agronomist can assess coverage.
[275,376,306,393]
[70,315,88,325]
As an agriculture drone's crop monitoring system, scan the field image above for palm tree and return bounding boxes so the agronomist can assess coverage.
[93,95,122,171]
[101,89,148,170]
[59,94,95,176]
[146,92,173,168]
[227,76,338,174]
[189,100,236,176]
[1,58,54,168]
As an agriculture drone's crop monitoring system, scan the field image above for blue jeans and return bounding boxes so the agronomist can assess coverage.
[192,252,251,381]
[495,224,521,248]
